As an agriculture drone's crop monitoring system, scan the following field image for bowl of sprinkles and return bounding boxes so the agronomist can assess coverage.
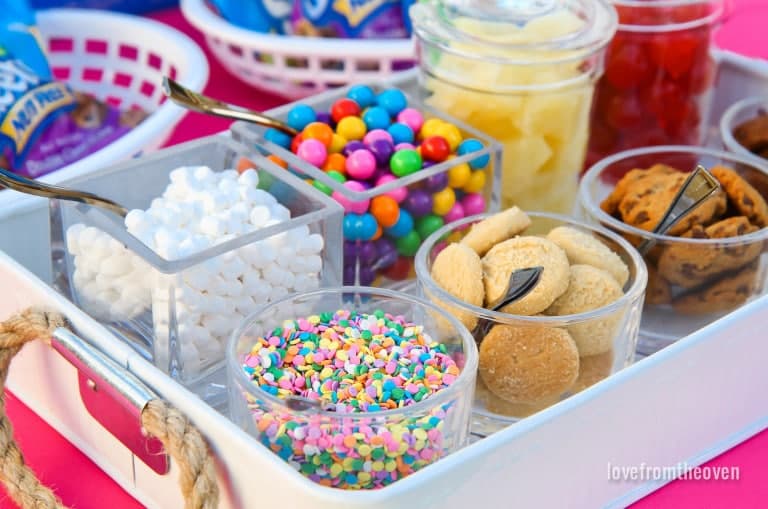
[227,286,478,489]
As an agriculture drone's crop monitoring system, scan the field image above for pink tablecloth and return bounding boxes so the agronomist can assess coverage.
[2,2,768,508]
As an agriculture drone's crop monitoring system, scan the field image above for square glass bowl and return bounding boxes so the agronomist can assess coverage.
[230,82,502,289]
[50,136,344,401]
[227,286,477,489]
[414,212,647,435]
[579,145,768,355]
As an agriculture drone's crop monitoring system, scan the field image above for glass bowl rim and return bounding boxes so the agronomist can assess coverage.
[719,95,768,163]
[414,211,648,325]
[579,144,768,245]
[227,285,479,420]
[612,0,724,33]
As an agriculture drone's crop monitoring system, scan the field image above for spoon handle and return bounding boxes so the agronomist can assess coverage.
[0,167,128,217]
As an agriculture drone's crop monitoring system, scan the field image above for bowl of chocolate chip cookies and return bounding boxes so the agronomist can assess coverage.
[414,209,647,434]
[580,146,768,353]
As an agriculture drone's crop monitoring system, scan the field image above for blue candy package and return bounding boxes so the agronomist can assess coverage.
[292,0,408,38]
[209,0,292,34]
[0,0,76,171]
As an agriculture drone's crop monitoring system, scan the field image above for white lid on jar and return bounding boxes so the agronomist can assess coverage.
[410,0,618,65]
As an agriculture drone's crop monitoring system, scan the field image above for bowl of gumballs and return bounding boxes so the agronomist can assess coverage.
[230,83,502,287]
[52,136,344,402]
[580,145,768,355]
[227,286,477,489]
[414,209,647,435]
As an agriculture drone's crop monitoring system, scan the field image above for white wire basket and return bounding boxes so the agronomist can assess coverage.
[0,8,209,217]
[180,0,415,99]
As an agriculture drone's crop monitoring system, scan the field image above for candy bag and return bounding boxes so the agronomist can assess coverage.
[209,0,293,34]
[1,0,147,178]
[291,0,408,39]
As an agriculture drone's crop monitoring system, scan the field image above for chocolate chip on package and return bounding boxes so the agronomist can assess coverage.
[1,0,147,178]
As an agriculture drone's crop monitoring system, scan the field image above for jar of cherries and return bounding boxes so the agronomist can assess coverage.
[586,0,724,168]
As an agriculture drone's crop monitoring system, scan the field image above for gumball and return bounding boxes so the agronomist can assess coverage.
[291,134,304,153]
[343,240,359,260]
[363,129,393,146]
[423,171,448,192]
[373,237,398,269]
[358,213,379,240]
[343,140,367,156]
[346,149,377,180]
[447,162,472,188]
[347,84,376,108]
[358,241,378,265]
[443,201,466,223]
[267,154,288,169]
[286,104,316,131]
[461,193,486,216]
[397,107,424,133]
[432,187,456,215]
[369,139,395,166]
[332,180,369,214]
[457,138,490,169]
[402,189,433,217]
[362,106,391,131]
[390,149,422,177]
[395,230,421,257]
[370,195,400,228]
[329,133,347,153]
[395,142,416,151]
[358,266,376,286]
[371,224,383,240]
[337,116,367,141]
[327,170,346,184]
[420,135,451,162]
[322,153,346,173]
[434,122,463,151]
[375,174,408,203]
[387,122,414,145]
[376,88,408,116]
[313,179,333,195]
[264,128,292,149]
[331,98,361,123]
[297,139,327,167]
[256,169,275,190]
[343,214,360,240]
[302,122,334,147]
[415,214,444,240]
[462,170,486,194]
[382,255,412,280]
[385,208,414,238]
[343,265,356,285]
[315,111,332,125]
[419,118,444,138]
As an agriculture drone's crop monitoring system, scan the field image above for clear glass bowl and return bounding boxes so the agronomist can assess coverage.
[230,82,502,289]
[50,136,344,403]
[720,96,768,162]
[586,0,724,168]
[579,145,768,355]
[414,212,646,434]
[227,286,478,489]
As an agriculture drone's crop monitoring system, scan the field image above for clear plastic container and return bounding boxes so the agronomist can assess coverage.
[230,84,502,288]
[586,0,724,168]
[579,145,768,355]
[720,96,768,162]
[50,136,344,403]
[410,0,617,214]
[227,286,477,489]
[414,212,646,435]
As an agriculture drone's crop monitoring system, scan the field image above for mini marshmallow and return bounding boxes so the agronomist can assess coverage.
[297,234,324,255]
[303,255,323,274]
[293,273,319,292]
[99,256,132,277]
[263,265,290,286]
[249,205,271,227]
[221,169,239,181]
[202,314,234,337]
[200,216,225,237]
[238,169,259,188]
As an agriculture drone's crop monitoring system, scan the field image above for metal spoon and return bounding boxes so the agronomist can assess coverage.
[476,266,543,337]
[636,165,721,255]
[162,77,298,136]
[0,167,128,216]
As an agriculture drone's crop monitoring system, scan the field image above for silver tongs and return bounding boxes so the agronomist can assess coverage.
[636,165,721,255]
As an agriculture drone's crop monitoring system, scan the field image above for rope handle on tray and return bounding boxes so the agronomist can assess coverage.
[0,308,220,509]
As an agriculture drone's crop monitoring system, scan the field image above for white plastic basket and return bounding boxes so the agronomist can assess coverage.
[180,0,414,99]
[0,8,209,218]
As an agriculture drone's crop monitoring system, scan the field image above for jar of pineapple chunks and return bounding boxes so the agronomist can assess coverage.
[411,0,617,213]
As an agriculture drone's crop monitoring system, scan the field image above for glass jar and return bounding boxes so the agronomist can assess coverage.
[411,0,617,214]
[586,0,724,168]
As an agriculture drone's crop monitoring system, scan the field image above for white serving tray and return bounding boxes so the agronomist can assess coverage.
[1,49,768,508]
